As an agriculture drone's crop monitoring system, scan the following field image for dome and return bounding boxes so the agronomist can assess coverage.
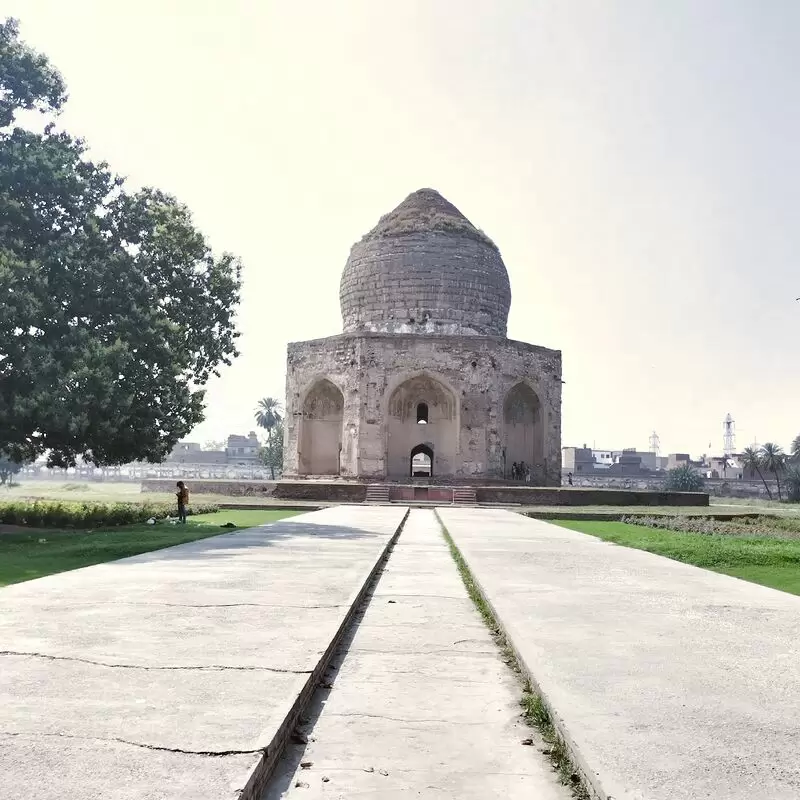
[339,189,511,337]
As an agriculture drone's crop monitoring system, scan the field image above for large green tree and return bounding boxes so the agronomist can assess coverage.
[0,19,241,467]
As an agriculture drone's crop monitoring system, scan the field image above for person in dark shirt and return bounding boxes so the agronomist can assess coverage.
[176,481,189,524]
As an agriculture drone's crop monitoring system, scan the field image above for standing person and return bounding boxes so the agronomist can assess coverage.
[567,472,574,486]
[176,481,189,524]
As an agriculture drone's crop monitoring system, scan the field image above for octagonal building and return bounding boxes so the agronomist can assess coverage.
[282,189,562,484]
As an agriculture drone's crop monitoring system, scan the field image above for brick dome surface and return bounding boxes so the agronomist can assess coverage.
[339,189,511,337]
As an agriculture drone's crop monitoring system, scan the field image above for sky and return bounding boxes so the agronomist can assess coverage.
[6,0,799,457]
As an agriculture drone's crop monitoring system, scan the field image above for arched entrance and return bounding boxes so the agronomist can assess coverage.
[299,379,344,475]
[386,374,457,478]
[503,382,543,480]
[410,444,433,477]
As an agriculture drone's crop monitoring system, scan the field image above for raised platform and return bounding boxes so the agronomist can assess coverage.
[141,479,709,507]
[438,508,800,800]
[0,507,408,800]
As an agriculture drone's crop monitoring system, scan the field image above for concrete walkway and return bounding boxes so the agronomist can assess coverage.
[265,508,569,800]
[0,506,407,800]
[438,507,800,800]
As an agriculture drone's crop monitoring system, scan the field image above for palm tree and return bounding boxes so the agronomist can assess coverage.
[254,397,283,438]
[760,442,786,502]
[255,397,283,479]
[741,446,772,500]
[791,433,800,463]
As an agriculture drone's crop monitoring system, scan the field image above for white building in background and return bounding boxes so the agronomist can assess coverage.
[592,450,614,469]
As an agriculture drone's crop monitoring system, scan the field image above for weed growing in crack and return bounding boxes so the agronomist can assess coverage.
[437,513,590,800]
[520,691,589,798]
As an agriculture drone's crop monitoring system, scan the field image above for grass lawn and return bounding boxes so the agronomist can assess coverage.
[0,509,300,588]
[554,520,800,596]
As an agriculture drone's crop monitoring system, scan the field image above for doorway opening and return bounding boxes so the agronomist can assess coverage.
[410,444,433,478]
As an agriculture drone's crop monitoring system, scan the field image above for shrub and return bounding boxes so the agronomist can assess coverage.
[0,500,219,529]
[664,464,705,492]
[622,514,800,540]
[784,466,800,503]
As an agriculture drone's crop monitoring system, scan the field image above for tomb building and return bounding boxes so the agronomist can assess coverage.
[282,189,562,483]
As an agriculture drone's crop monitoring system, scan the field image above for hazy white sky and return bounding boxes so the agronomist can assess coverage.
[7,1,799,456]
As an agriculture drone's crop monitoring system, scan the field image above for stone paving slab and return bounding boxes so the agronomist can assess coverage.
[266,508,569,800]
[0,506,407,800]
[438,507,800,800]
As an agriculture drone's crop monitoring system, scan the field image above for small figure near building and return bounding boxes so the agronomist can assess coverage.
[176,481,189,524]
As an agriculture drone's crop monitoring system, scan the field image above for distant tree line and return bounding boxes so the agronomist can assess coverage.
[664,436,800,501]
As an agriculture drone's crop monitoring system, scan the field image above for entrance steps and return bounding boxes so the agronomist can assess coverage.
[365,484,391,504]
[453,486,477,505]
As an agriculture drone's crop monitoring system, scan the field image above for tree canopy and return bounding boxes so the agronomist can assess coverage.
[0,19,241,467]
[663,463,704,493]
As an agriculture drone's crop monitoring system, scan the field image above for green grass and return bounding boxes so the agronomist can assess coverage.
[554,520,800,596]
[0,509,300,587]
[190,509,297,527]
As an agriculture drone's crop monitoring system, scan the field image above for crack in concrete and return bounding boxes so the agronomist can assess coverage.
[0,730,262,757]
[0,651,310,674]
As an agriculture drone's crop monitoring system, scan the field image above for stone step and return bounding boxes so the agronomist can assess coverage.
[365,484,391,503]
[452,487,477,505]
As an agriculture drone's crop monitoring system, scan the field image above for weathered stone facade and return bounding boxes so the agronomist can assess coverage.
[283,189,562,484]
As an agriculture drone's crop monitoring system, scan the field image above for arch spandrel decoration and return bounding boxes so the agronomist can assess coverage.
[387,374,456,422]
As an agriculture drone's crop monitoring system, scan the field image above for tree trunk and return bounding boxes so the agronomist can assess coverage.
[775,470,783,502]
[756,466,773,500]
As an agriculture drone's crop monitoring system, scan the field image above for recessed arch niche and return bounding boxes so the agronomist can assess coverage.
[299,379,344,475]
[503,382,544,479]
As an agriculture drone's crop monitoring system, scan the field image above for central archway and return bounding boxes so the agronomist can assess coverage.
[386,373,457,478]
[410,443,433,477]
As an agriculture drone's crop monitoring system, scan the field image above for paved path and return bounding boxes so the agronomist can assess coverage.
[0,506,407,800]
[438,507,800,800]
[266,508,568,800]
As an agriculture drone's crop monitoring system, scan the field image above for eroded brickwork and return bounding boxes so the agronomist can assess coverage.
[283,333,562,483]
[340,233,510,337]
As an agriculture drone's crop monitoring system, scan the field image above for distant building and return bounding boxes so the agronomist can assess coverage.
[593,450,614,469]
[607,450,645,475]
[225,432,261,464]
[167,442,227,465]
[563,446,663,476]
[613,449,659,472]
[165,433,262,466]
[562,447,595,473]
